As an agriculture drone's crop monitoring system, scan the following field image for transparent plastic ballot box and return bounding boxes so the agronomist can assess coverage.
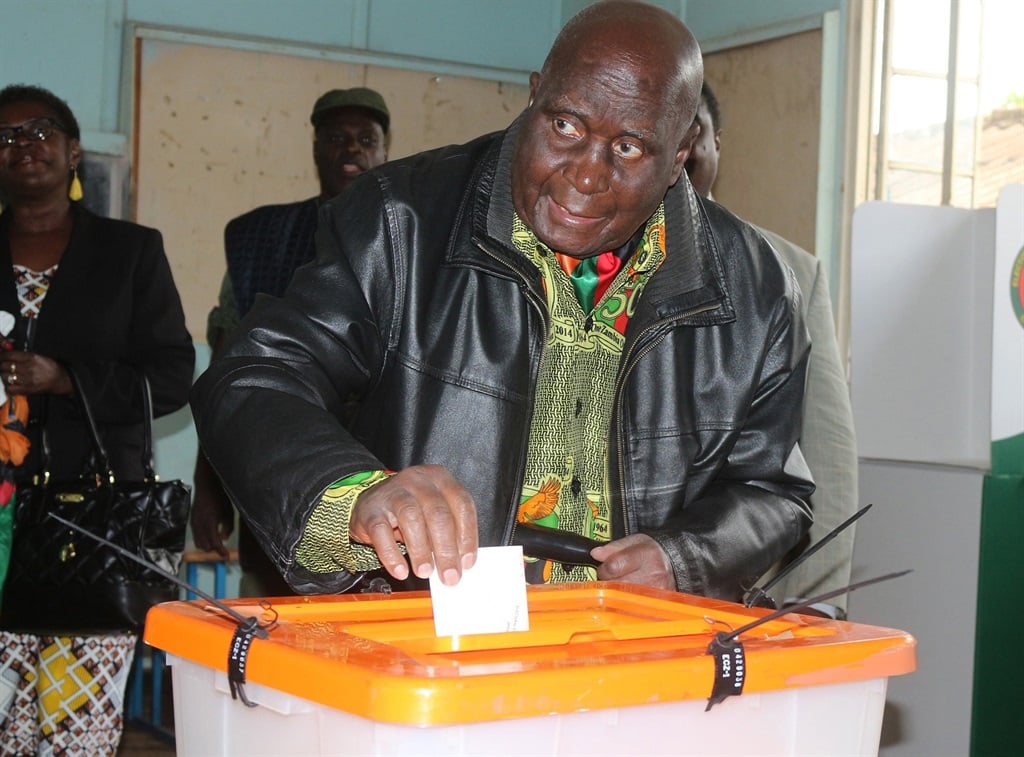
[143,582,916,756]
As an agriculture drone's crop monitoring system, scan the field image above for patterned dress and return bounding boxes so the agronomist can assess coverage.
[0,264,136,757]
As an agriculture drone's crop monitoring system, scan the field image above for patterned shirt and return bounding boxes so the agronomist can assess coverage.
[512,207,666,582]
[13,264,58,319]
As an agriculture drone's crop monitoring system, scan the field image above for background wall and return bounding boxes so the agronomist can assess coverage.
[1,0,846,161]
[135,37,529,339]
[704,29,822,253]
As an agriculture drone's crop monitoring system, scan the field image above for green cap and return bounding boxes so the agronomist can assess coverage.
[310,87,390,133]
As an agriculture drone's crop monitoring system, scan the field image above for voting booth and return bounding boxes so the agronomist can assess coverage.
[849,185,1024,756]
[144,583,915,757]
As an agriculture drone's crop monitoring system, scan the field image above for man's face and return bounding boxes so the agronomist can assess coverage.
[313,107,387,200]
[684,98,720,198]
[511,55,694,259]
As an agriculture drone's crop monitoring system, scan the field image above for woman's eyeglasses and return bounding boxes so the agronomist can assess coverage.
[0,118,68,148]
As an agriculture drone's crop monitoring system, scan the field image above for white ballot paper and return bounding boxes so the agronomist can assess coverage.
[429,545,530,637]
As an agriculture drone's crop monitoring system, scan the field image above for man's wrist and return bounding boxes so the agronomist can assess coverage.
[294,470,396,575]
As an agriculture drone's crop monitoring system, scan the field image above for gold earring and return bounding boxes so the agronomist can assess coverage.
[69,167,83,201]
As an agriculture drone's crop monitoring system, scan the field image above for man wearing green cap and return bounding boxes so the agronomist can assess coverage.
[192,86,391,595]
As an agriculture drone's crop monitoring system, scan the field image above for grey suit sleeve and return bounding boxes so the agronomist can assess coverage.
[771,246,859,615]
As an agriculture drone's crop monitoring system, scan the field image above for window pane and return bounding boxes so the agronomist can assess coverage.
[892,0,950,73]
[887,76,948,167]
[973,0,1024,208]
[953,82,980,172]
[885,169,943,205]
[868,131,880,199]
[955,0,982,79]
[950,175,974,208]
[980,0,1023,113]
[975,107,1024,208]
[866,0,1023,209]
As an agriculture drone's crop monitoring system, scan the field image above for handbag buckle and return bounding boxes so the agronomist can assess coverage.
[56,492,86,504]
[60,542,77,562]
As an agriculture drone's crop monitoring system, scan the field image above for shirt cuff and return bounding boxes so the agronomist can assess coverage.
[293,470,396,575]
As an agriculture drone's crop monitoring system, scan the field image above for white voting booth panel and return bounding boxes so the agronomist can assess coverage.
[849,188,1023,757]
[851,201,994,469]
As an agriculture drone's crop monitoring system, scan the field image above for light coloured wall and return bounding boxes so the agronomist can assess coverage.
[2,0,562,152]
[2,0,843,152]
[704,29,822,253]
[134,38,529,340]
[686,0,843,41]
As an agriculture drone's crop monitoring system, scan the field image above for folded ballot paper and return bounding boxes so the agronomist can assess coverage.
[429,546,530,637]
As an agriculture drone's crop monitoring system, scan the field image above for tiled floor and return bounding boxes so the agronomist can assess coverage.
[117,722,176,756]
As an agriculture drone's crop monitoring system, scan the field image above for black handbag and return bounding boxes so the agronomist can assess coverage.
[0,374,191,633]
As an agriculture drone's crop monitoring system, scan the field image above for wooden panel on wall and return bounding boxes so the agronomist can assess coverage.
[703,29,821,254]
[134,39,529,341]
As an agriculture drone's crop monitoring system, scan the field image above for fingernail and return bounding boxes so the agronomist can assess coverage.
[393,563,409,580]
[417,562,433,578]
[443,568,460,586]
[461,553,476,570]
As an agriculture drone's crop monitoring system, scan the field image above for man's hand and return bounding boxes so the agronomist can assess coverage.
[592,534,675,591]
[350,464,478,586]
[191,453,235,558]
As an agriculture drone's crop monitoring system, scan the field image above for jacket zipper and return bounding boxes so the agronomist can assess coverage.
[613,302,722,537]
[474,238,549,546]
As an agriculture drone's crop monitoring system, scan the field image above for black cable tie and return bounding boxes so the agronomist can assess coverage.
[744,503,874,609]
[706,568,912,711]
[727,569,912,645]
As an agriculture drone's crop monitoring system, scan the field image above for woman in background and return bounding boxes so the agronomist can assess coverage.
[0,84,194,755]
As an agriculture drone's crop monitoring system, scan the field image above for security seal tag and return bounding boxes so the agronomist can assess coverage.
[706,632,746,711]
[227,617,262,708]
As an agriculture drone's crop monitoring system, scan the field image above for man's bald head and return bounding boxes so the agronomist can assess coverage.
[540,1,704,135]
[512,1,705,258]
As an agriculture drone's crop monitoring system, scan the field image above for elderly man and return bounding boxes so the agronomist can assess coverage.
[191,87,391,595]
[192,0,813,600]
[686,81,858,617]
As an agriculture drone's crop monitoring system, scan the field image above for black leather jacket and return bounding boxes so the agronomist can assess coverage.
[192,121,814,601]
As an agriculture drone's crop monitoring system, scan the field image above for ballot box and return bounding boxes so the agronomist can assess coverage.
[143,582,915,756]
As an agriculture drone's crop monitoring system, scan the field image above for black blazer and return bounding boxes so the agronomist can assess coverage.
[0,204,195,481]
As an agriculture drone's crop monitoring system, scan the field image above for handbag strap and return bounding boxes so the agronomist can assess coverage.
[66,369,114,482]
[139,374,157,482]
[38,369,157,484]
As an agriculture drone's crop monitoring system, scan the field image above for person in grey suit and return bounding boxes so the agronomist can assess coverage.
[685,81,859,619]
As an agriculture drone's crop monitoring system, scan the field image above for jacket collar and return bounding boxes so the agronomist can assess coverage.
[454,117,736,326]
[636,175,736,326]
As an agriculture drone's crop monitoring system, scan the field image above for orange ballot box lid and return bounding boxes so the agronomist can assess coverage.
[143,582,916,727]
